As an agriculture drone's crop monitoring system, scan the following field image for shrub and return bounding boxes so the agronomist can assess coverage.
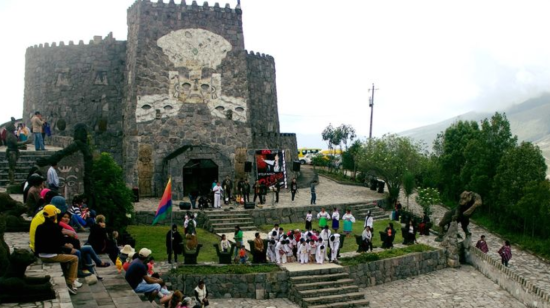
[92,152,134,233]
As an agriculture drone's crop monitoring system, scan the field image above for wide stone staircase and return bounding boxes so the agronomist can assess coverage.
[0,150,53,187]
[288,267,369,308]
[203,210,257,234]
[347,203,387,221]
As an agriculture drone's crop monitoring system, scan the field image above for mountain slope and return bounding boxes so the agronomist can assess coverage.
[399,93,550,176]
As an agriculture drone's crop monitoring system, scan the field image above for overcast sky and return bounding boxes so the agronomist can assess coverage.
[2,0,550,149]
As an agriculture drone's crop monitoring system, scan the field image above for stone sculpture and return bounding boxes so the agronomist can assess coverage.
[35,123,95,207]
[0,193,31,232]
[436,191,482,241]
[0,216,55,303]
[440,221,461,268]
[182,244,203,265]
[213,243,236,265]
[138,144,153,196]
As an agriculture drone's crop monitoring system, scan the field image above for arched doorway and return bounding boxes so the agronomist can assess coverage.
[182,159,218,197]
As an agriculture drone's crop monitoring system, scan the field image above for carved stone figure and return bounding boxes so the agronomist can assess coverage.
[36,123,95,207]
[0,217,55,303]
[437,191,482,240]
[138,144,153,196]
[0,193,31,232]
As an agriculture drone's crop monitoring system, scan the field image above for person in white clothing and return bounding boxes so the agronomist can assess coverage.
[320,226,331,260]
[275,240,286,264]
[308,239,317,263]
[212,182,223,208]
[284,238,294,262]
[315,239,325,264]
[329,233,341,262]
[305,211,313,230]
[298,238,309,264]
[364,210,374,232]
[331,208,340,232]
[47,163,59,191]
[267,238,277,263]
[220,234,231,252]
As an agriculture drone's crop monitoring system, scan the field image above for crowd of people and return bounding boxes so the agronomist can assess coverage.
[0,112,51,149]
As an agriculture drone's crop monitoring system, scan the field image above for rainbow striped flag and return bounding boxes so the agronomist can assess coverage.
[152,178,172,225]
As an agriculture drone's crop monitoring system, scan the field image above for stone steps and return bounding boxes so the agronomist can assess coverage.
[0,151,56,187]
[289,268,368,308]
[293,279,355,291]
[203,210,258,234]
[302,292,366,307]
[308,298,371,308]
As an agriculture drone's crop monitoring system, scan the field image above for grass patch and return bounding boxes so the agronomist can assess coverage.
[259,219,403,254]
[171,264,280,275]
[127,225,228,263]
[339,244,435,266]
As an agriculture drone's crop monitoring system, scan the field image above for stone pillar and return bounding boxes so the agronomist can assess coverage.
[440,221,461,268]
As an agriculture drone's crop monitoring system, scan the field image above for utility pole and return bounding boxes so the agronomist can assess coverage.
[368,83,378,139]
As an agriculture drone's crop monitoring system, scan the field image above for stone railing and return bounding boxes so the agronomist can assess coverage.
[162,267,289,299]
[469,247,550,307]
[346,249,447,287]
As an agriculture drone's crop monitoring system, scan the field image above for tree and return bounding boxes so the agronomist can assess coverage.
[435,120,480,201]
[493,141,547,224]
[358,134,424,204]
[402,172,415,208]
[459,113,517,215]
[92,152,135,233]
[336,124,356,151]
[516,180,550,237]
[322,123,342,172]
[342,139,363,178]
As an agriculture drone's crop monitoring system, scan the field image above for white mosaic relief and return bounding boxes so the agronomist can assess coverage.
[136,29,247,123]
[136,94,179,123]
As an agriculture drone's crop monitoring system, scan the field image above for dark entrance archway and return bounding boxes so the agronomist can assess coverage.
[182,159,218,198]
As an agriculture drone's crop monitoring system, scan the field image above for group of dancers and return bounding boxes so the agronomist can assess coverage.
[265,225,341,264]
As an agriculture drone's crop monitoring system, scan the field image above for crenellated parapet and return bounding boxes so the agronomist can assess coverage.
[128,0,242,14]
[26,32,124,52]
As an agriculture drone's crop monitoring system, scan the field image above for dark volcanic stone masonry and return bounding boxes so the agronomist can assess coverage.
[23,0,297,199]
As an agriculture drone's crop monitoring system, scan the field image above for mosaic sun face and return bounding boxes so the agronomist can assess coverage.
[136,29,247,123]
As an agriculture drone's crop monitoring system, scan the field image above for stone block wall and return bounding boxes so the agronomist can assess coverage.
[247,51,279,136]
[23,34,126,164]
[123,1,255,197]
[347,249,447,287]
[469,246,550,307]
[163,268,289,299]
[39,152,85,203]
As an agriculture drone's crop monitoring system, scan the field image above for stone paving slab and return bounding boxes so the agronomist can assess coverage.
[133,167,383,212]
[279,262,342,272]
[402,193,550,300]
[209,298,299,308]
[362,266,526,308]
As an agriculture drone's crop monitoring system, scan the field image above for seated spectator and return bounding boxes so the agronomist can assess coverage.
[220,234,231,253]
[418,212,431,236]
[68,196,87,231]
[193,280,209,307]
[361,226,373,252]
[26,175,44,215]
[125,248,171,304]
[381,223,395,249]
[87,214,120,262]
[34,205,81,295]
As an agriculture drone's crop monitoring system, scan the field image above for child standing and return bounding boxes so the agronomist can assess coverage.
[308,239,316,263]
[305,211,313,231]
[220,234,231,252]
[298,238,309,264]
[239,246,247,264]
[315,239,325,264]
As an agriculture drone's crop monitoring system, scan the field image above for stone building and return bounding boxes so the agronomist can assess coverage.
[23,0,297,199]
